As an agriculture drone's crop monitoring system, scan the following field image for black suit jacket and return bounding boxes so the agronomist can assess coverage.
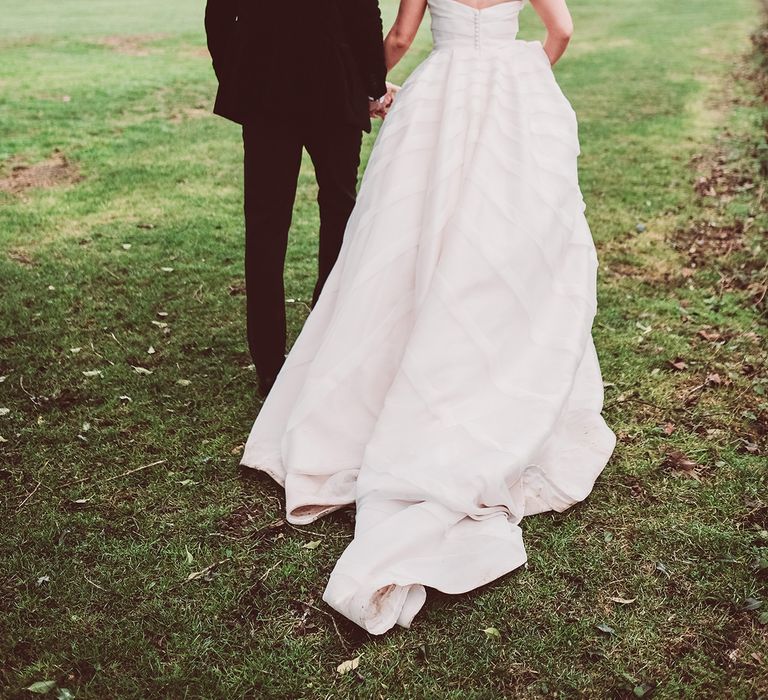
[204,0,388,132]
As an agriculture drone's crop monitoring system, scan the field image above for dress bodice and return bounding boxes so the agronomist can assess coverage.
[428,0,524,50]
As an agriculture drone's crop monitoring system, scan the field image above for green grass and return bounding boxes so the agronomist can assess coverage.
[1,0,766,697]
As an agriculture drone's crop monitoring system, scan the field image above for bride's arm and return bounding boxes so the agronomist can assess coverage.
[528,0,573,66]
[383,0,428,72]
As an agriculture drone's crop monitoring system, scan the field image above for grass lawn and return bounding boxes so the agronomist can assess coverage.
[1,0,766,697]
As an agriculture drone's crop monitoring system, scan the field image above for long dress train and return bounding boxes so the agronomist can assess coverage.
[240,0,616,634]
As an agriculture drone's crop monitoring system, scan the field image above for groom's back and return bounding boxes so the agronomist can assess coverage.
[206,0,387,130]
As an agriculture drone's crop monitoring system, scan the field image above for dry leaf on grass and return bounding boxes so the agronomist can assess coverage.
[661,450,709,481]
[336,655,361,674]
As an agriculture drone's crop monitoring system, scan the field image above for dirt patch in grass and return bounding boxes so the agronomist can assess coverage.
[6,249,34,266]
[168,106,211,124]
[692,149,757,201]
[601,221,690,287]
[671,218,745,266]
[0,151,82,195]
[95,34,168,56]
[217,501,266,537]
[181,46,211,60]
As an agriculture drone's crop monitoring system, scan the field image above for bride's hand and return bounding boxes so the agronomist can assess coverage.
[379,82,401,119]
[385,81,401,99]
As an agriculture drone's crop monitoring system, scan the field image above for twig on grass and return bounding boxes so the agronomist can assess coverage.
[89,340,115,366]
[185,558,230,583]
[59,459,166,488]
[286,298,313,315]
[259,561,281,581]
[16,480,41,511]
[19,376,42,407]
[292,597,350,652]
[84,574,107,591]
[287,522,351,540]
[109,331,126,350]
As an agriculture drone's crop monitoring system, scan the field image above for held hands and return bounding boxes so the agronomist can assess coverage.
[369,82,401,120]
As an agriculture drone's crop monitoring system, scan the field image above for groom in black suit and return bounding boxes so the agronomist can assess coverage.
[205,0,389,397]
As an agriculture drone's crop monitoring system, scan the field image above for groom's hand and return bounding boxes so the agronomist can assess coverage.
[368,95,388,119]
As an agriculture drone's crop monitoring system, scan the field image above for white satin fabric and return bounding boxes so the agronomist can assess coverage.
[241,0,616,634]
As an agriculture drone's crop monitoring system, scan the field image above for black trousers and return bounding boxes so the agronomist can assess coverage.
[242,116,363,382]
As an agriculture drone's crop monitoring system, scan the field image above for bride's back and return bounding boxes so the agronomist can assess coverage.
[443,0,519,9]
[427,0,525,51]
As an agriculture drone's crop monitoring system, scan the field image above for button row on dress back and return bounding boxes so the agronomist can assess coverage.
[474,11,479,49]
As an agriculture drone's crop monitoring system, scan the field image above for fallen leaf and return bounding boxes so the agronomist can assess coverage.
[69,347,81,353]
[302,540,321,550]
[596,623,615,635]
[147,346,156,355]
[697,329,722,341]
[662,422,676,435]
[122,243,132,250]
[82,370,102,377]
[132,366,153,375]
[157,311,168,317]
[186,559,228,582]
[152,321,168,328]
[36,575,50,586]
[482,626,501,638]
[160,267,174,273]
[705,373,722,386]
[0,376,6,383]
[336,655,361,675]
[741,597,762,611]
[609,596,636,605]
[0,408,9,417]
[25,680,57,694]
[176,379,191,386]
[81,422,91,432]
[667,358,688,371]
[661,450,707,481]
[55,689,75,700]
[119,395,132,403]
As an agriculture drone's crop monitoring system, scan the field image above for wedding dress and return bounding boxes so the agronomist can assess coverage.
[240,0,616,634]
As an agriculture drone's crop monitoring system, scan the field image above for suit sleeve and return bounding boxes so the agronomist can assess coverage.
[204,0,238,81]
[352,0,388,100]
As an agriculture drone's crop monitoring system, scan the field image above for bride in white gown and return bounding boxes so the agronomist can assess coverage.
[240,0,616,634]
